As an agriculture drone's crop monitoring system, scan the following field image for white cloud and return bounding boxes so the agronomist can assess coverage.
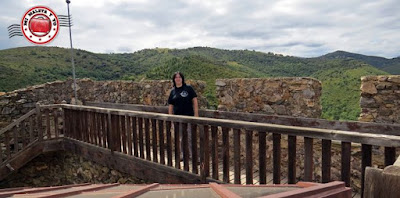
[0,0,399,58]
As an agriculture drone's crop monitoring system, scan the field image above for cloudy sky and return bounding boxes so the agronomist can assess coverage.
[0,0,399,58]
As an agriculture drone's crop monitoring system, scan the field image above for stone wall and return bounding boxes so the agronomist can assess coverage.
[0,79,206,128]
[359,75,400,123]
[216,77,322,118]
[0,152,148,188]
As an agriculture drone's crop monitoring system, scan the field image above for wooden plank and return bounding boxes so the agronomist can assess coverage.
[152,119,158,163]
[132,117,138,157]
[138,117,144,159]
[191,124,198,174]
[61,104,400,147]
[94,113,100,146]
[182,123,189,171]
[199,125,205,182]
[145,118,151,160]
[222,127,230,183]
[159,120,165,165]
[97,113,102,147]
[246,130,253,184]
[61,108,66,136]
[175,122,181,169]
[304,137,313,181]
[361,144,372,198]
[385,147,396,166]
[127,116,132,155]
[288,135,296,184]
[166,121,172,166]
[233,128,241,184]
[341,142,351,187]
[258,131,267,184]
[88,112,94,144]
[273,133,281,184]
[38,183,120,198]
[322,139,332,183]
[45,109,51,139]
[63,109,68,138]
[115,115,122,152]
[211,125,219,180]
[21,121,28,149]
[121,116,127,154]
[54,109,59,138]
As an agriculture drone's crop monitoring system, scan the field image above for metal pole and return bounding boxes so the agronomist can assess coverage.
[66,0,78,105]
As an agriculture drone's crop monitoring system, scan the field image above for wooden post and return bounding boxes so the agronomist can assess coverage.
[174,122,181,169]
[364,159,400,198]
[152,119,158,163]
[145,118,151,161]
[246,130,253,184]
[127,116,132,155]
[191,124,198,174]
[138,117,144,159]
[166,121,172,166]
[322,139,332,183]
[362,144,372,198]
[341,142,351,187]
[182,123,189,171]
[159,120,165,165]
[288,135,297,184]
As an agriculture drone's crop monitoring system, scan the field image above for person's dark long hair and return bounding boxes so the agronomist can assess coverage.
[172,72,186,88]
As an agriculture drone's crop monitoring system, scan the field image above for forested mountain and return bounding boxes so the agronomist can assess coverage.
[0,46,390,120]
[320,50,400,74]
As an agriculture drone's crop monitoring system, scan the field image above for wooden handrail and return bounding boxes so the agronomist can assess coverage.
[85,101,400,136]
[54,104,400,147]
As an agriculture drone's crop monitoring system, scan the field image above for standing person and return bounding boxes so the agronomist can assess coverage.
[168,72,198,159]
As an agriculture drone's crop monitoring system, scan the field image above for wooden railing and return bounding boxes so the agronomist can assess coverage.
[0,104,63,166]
[2,103,400,198]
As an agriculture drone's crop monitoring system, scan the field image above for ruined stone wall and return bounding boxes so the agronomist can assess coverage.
[216,77,322,118]
[359,75,400,123]
[0,79,206,128]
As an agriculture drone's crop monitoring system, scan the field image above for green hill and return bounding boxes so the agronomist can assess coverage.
[320,50,400,74]
[0,46,389,120]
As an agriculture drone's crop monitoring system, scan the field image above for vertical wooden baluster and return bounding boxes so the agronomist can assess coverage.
[121,115,127,154]
[145,118,151,161]
[107,112,113,151]
[385,147,396,166]
[273,133,281,184]
[127,116,132,155]
[152,119,158,163]
[233,128,241,184]
[61,108,66,137]
[5,131,11,158]
[211,125,219,180]
[29,116,34,142]
[166,121,172,166]
[132,117,138,157]
[88,112,94,144]
[97,113,102,147]
[174,122,180,169]
[36,104,43,141]
[191,124,198,174]
[322,139,332,183]
[13,126,19,153]
[258,131,267,184]
[54,109,59,138]
[102,113,108,148]
[94,113,99,146]
[116,115,122,152]
[138,117,144,159]
[182,123,189,171]
[83,111,88,142]
[222,127,230,183]
[246,130,253,184]
[159,120,165,165]
[341,142,351,187]
[288,135,297,184]
[304,137,313,182]
[46,109,51,139]
[200,125,210,182]
[21,122,27,149]
[361,144,372,198]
